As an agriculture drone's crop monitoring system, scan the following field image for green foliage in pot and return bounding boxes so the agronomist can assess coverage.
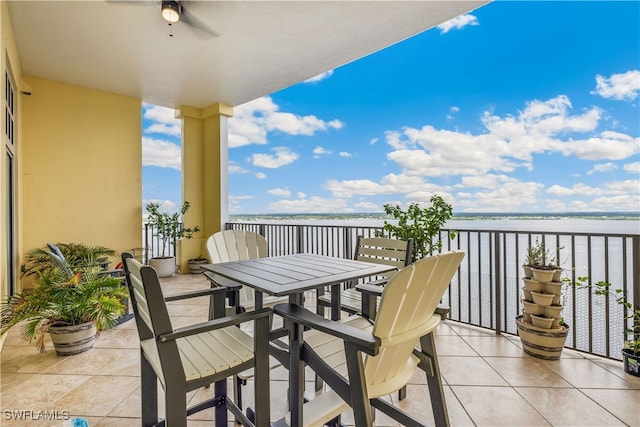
[23,243,116,278]
[1,248,127,352]
[145,201,201,258]
[571,276,639,356]
[376,195,456,262]
[524,239,561,270]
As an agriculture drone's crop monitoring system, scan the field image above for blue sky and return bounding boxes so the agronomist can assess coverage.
[141,1,640,215]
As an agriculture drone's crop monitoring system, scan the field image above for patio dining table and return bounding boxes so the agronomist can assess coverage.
[201,252,398,425]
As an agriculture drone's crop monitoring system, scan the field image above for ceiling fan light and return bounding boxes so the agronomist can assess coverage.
[161,1,180,23]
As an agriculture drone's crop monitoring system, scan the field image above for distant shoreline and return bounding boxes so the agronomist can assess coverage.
[230,212,640,221]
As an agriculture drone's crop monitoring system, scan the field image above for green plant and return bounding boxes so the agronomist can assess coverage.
[571,276,639,356]
[145,201,200,258]
[376,195,456,262]
[1,248,127,352]
[524,239,562,270]
[23,243,116,278]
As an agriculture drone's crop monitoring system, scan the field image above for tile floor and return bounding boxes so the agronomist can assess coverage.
[1,273,639,427]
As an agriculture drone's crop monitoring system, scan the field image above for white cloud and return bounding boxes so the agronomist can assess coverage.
[297,192,306,198]
[313,146,332,157]
[623,162,640,175]
[437,14,479,34]
[268,187,291,197]
[143,104,181,137]
[304,70,334,83]
[559,131,640,161]
[370,137,379,145]
[454,180,544,212]
[142,199,178,214]
[252,147,299,168]
[450,106,460,113]
[228,96,344,148]
[587,162,617,175]
[592,69,640,101]
[229,161,249,174]
[255,172,266,179]
[142,137,181,170]
[353,201,380,211]
[325,173,446,198]
[269,196,349,213]
[547,183,604,197]
[339,152,352,157]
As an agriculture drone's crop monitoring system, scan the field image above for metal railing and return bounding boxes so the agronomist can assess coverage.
[143,221,639,360]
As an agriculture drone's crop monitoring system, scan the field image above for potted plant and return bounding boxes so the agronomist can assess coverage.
[376,195,457,263]
[572,277,639,376]
[23,243,116,278]
[145,201,200,277]
[1,247,127,355]
[187,256,209,274]
[516,240,568,360]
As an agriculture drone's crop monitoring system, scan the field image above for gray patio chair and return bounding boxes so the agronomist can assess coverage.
[121,252,271,427]
[274,251,465,427]
[315,236,414,320]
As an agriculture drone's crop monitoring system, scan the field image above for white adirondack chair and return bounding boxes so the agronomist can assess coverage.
[274,250,465,427]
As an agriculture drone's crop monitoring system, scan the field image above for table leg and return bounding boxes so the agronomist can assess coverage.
[289,317,304,426]
[330,283,341,321]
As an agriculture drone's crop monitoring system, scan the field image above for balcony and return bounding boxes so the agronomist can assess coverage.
[3,222,638,426]
[2,270,639,426]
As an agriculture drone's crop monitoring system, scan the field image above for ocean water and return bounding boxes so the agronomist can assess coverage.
[230,213,640,235]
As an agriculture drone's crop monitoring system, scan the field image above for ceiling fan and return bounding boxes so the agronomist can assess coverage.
[109,0,218,39]
[160,0,218,38]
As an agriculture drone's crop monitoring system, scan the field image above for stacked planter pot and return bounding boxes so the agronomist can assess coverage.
[517,267,569,360]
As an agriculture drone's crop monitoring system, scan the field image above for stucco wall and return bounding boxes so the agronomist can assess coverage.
[20,77,142,282]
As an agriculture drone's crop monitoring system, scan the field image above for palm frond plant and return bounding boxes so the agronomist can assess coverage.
[1,247,127,353]
[23,242,116,278]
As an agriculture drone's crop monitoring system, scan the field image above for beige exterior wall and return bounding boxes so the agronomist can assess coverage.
[1,1,25,347]
[20,77,142,286]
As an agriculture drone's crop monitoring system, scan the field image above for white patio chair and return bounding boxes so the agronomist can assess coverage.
[121,253,271,427]
[274,250,465,427]
[206,229,288,313]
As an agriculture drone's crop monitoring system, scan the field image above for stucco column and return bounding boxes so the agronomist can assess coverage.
[176,103,233,272]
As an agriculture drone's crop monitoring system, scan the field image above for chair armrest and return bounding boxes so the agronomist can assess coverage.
[164,286,227,302]
[273,303,380,356]
[355,282,384,297]
[203,271,242,291]
[159,307,272,342]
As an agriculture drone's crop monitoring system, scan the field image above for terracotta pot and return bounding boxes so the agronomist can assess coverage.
[531,314,554,329]
[516,316,569,360]
[531,291,554,307]
[523,278,545,293]
[523,300,544,316]
[531,268,555,283]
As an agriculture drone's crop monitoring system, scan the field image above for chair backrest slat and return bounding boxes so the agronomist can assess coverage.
[206,230,268,305]
[366,251,464,393]
[353,236,413,281]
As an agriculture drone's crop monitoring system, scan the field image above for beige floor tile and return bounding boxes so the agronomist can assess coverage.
[57,375,140,418]
[451,385,551,426]
[44,348,139,377]
[94,416,139,427]
[1,344,64,374]
[539,358,638,389]
[461,335,527,357]
[1,373,91,410]
[484,356,573,387]
[516,387,626,426]
[93,328,140,349]
[434,335,478,356]
[439,356,509,386]
[580,388,640,427]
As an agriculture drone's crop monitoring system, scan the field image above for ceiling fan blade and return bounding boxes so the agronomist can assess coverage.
[180,4,218,39]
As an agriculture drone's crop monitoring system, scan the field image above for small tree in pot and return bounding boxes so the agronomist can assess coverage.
[145,201,200,277]
[376,195,456,263]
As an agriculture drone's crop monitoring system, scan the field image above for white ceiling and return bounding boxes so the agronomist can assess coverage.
[8,1,487,109]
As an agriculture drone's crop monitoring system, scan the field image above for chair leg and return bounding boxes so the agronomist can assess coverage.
[140,355,158,427]
[165,384,187,427]
[214,380,228,427]
[420,332,449,427]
